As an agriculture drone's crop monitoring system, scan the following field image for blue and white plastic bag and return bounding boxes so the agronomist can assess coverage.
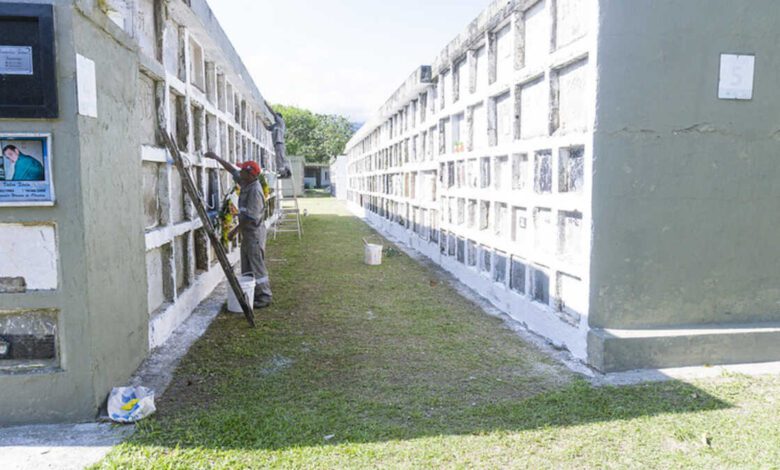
[108,386,156,423]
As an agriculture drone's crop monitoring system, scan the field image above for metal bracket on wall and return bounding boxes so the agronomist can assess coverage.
[160,132,256,327]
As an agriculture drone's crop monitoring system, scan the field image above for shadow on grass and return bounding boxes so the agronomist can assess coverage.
[128,210,732,454]
[136,378,730,452]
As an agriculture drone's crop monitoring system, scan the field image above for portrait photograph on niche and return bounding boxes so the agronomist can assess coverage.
[0,134,54,205]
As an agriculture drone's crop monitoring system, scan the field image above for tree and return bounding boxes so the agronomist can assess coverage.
[317,114,353,160]
[274,105,355,163]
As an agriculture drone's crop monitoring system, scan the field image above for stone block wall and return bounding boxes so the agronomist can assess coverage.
[117,0,279,348]
[346,0,780,372]
[0,0,278,423]
[345,0,595,358]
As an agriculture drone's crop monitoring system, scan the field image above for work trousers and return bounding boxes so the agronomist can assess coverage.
[240,225,272,302]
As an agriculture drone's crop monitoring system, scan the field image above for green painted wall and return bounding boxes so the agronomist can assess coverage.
[0,0,95,425]
[590,0,780,329]
[0,0,148,424]
[73,4,149,415]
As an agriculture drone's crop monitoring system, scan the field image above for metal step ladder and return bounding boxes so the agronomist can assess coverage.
[273,192,303,240]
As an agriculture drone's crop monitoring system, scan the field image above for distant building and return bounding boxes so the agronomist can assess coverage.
[342,0,780,372]
[304,162,331,189]
[329,155,348,199]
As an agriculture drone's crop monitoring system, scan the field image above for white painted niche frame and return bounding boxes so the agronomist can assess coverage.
[0,132,55,207]
[718,53,755,100]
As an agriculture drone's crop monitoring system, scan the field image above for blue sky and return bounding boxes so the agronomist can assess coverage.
[209,0,491,122]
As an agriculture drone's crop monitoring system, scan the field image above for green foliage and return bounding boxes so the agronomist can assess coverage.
[274,104,354,163]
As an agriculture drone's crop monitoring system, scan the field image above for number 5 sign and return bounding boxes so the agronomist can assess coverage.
[718,54,755,100]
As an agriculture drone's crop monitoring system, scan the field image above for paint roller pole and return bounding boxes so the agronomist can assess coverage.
[161,132,256,327]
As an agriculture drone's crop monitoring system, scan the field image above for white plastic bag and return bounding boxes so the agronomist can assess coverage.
[108,386,156,423]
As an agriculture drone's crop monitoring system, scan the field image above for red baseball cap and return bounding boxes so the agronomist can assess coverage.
[238,161,261,176]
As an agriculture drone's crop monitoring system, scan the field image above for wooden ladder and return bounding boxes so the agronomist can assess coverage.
[161,132,255,327]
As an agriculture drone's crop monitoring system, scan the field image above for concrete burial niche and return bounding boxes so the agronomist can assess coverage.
[0,224,58,291]
[342,0,780,372]
[0,3,58,118]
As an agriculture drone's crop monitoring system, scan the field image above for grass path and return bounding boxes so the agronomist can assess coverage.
[97,198,780,469]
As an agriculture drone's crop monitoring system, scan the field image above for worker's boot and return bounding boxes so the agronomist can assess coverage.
[254,293,272,309]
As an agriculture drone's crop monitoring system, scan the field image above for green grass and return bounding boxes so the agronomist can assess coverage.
[96,199,780,469]
[303,188,332,198]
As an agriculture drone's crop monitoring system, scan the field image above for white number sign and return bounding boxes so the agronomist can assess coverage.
[719,54,755,100]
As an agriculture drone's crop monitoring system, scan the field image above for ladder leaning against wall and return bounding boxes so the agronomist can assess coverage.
[272,168,303,240]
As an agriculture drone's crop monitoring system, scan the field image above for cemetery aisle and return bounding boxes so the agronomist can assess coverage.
[97,197,780,469]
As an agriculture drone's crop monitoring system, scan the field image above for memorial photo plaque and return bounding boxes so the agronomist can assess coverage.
[0,133,54,206]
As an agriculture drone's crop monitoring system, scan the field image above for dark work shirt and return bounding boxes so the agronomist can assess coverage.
[230,169,264,229]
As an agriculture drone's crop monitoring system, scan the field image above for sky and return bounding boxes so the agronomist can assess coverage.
[209,0,491,123]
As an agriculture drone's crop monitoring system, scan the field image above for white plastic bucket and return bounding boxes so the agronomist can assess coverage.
[227,274,256,312]
[364,241,383,265]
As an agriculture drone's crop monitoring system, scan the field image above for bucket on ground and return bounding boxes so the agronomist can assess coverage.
[227,273,256,312]
[363,238,383,265]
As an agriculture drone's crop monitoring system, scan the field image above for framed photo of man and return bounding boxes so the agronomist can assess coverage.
[0,133,54,206]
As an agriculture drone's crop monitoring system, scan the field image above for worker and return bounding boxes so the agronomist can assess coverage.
[268,112,292,178]
[205,151,272,308]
